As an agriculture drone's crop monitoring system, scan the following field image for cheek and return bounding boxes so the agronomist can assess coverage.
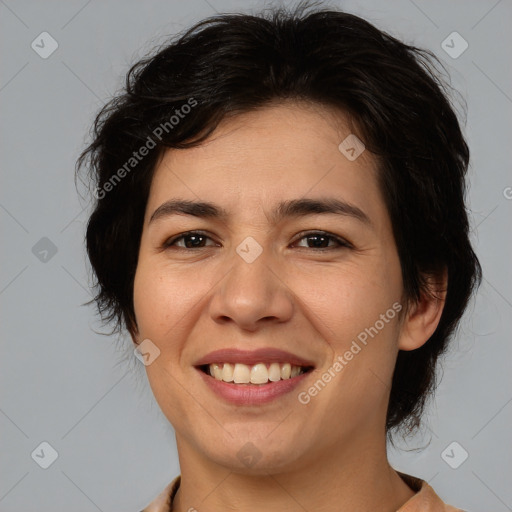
[133,269,166,335]
[305,260,402,342]
[132,264,205,418]
[307,266,403,395]
[132,261,213,343]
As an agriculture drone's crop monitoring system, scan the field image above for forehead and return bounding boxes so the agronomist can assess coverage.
[146,102,386,227]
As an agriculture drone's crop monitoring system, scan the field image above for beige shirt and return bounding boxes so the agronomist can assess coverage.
[141,472,465,511]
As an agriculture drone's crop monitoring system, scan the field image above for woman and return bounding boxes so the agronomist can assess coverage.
[77,2,481,510]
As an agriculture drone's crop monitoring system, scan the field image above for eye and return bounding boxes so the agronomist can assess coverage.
[292,231,352,250]
[162,230,351,251]
[162,231,217,249]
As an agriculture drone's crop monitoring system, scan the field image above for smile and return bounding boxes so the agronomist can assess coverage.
[201,362,313,384]
[196,363,314,405]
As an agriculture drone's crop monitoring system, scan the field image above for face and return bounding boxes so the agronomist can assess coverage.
[132,102,406,473]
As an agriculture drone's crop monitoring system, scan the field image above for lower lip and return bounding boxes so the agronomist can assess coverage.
[196,368,311,405]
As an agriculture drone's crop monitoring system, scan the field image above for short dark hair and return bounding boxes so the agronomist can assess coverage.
[76,1,481,438]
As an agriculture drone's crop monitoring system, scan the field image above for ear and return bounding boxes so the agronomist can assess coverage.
[398,269,448,351]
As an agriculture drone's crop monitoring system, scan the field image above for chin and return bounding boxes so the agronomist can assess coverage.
[199,429,308,474]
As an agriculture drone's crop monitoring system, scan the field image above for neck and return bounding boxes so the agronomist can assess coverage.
[172,430,415,512]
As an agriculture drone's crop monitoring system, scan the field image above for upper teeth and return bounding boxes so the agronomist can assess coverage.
[209,362,306,384]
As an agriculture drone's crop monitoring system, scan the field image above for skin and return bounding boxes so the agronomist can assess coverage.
[131,101,446,512]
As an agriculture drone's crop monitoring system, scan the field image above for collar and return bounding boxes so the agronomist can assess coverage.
[141,472,463,511]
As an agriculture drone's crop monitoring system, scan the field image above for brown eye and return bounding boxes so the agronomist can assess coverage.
[292,231,351,250]
[162,230,351,251]
[163,231,217,249]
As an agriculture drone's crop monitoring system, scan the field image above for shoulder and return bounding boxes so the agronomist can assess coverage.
[140,475,181,512]
[397,472,466,512]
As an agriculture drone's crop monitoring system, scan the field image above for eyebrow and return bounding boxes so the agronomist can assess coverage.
[149,197,372,227]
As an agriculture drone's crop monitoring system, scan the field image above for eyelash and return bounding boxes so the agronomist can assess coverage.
[162,230,352,251]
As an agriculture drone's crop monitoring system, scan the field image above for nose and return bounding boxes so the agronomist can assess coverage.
[208,245,294,332]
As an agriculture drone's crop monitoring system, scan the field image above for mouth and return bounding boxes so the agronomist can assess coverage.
[197,362,315,385]
[193,347,316,404]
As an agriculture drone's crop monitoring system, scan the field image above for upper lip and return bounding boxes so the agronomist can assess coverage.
[194,348,316,368]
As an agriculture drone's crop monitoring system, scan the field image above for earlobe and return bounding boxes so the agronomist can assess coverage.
[398,270,448,351]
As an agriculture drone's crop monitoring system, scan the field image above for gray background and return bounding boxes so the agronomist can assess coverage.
[1,0,511,510]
